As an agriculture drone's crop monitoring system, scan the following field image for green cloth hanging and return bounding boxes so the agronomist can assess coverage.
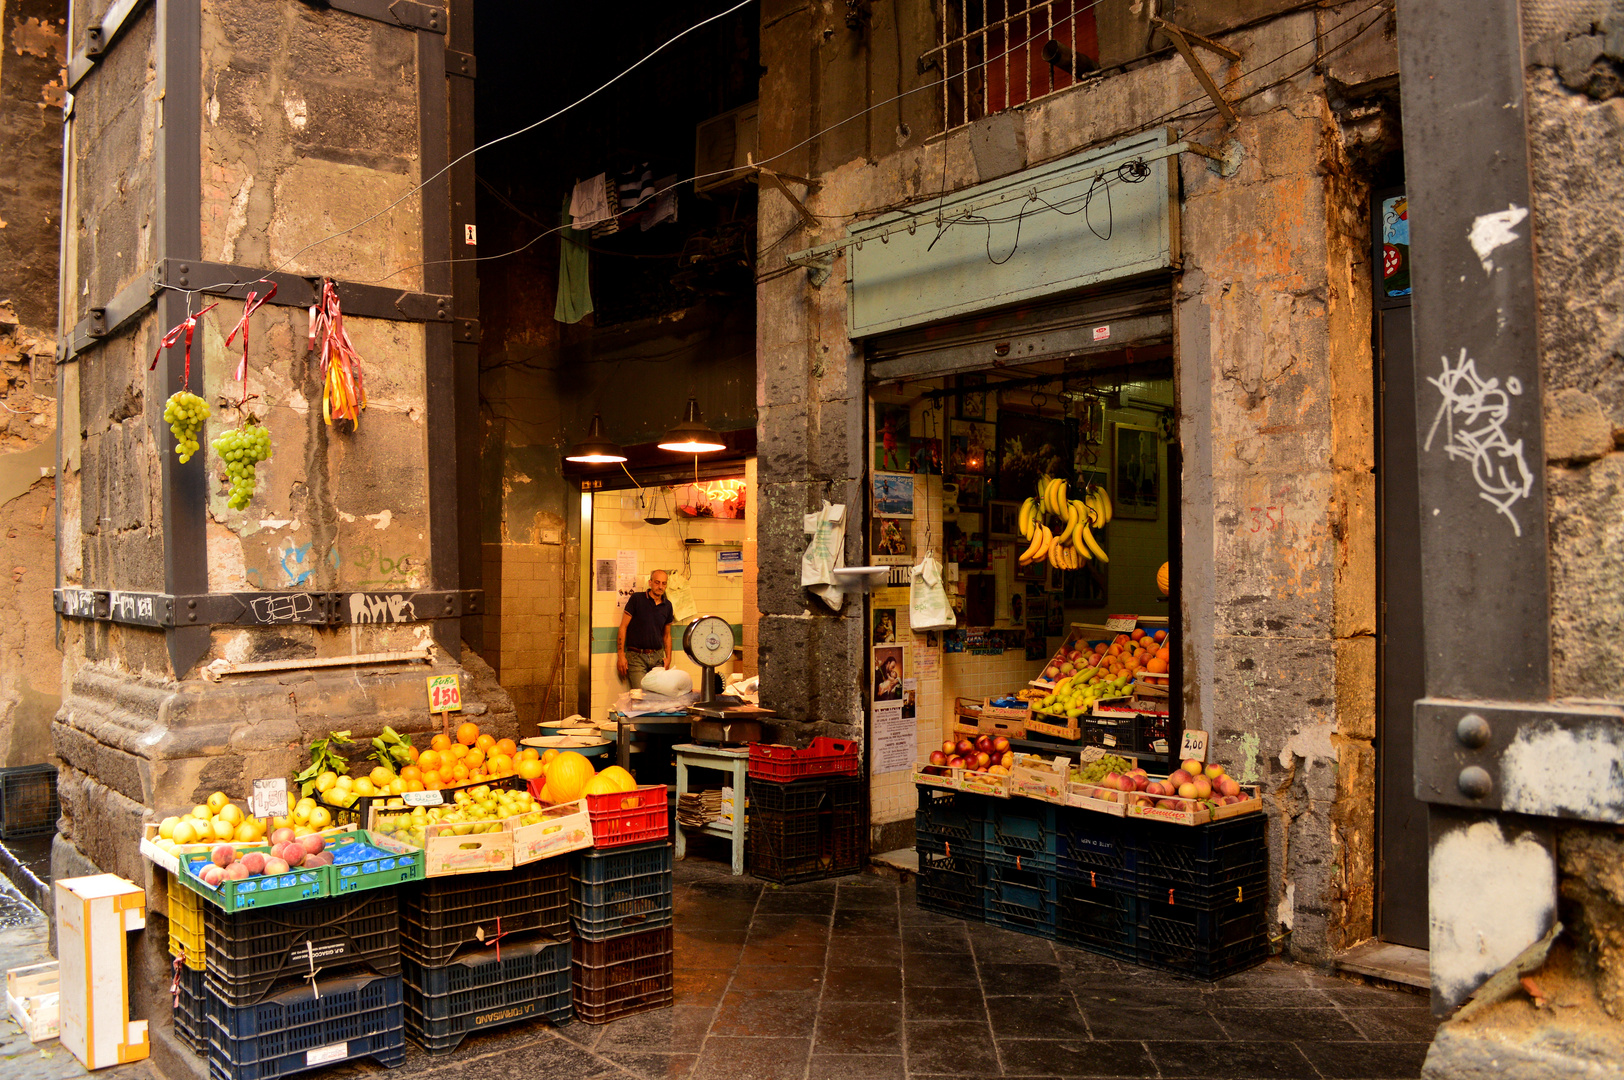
[555,195,594,324]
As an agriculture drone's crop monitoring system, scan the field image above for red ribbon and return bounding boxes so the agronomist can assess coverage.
[150,302,219,389]
[224,281,277,405]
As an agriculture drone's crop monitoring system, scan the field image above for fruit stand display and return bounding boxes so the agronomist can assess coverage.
[1029,621,1173,754]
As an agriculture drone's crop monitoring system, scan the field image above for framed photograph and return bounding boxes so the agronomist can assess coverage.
[1077,396,1106,446]
[1014,556,1046,583]
[1010,593,1024,624]
[1113,423,1162,519]
[997,409,1069,498]
[1045,596,1066,636]
[872,644,905,701]
[948,420,995,476]
[957,475,986,510]
[989,500,1021,539]
[873,607,897,645]
[871,517,915,564]
[957,373,987,420]
[1063,557,1108,607]
[909,437,943,475]
[944,512,986,570]
[872,472,915,518]
[874,403,912,472]
[1025,621,1049,660]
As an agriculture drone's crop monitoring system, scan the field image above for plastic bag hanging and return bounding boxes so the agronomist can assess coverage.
[801,500,848,611]
[909,552,956,631]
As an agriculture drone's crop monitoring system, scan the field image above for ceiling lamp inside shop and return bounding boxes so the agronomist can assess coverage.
[564,413,628,463]
[658,397,727,453]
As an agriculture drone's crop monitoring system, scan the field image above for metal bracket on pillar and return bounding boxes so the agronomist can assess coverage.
[746,154,822,231]
[1150,17,1240,127]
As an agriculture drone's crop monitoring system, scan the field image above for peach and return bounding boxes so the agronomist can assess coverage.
[240,852,267,875]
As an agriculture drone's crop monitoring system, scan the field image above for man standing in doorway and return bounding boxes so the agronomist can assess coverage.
[618,569,674,689]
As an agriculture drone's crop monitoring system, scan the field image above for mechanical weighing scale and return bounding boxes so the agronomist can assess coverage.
[682,614,772,743]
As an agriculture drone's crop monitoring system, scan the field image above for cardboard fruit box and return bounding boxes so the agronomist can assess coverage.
[1065,781,1129,817]
[1124,783,1263,826]
[367,804,517,877]
[507,799,593,865]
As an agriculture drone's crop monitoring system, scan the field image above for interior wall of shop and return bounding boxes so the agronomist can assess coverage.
[0,1,66,768]
[472,2,758,733]
[756,3,1398,960]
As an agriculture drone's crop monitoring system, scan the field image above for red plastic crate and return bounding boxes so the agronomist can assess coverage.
[583,785,669,849]
[748,737,859,781]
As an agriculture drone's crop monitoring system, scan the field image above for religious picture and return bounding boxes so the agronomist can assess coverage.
[873,607,897,644]
[998,410,1069,498]
[1113,423,1161,519]
[944,512,986,570]
[949,420,995,476]
[957,373,987,420]
[874,403,912,471]
[1045,596,1066,636]
[872,644,905,701]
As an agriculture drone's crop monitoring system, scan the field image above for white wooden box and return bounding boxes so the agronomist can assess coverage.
[55,874,148,1069]
[6,961,59,1042]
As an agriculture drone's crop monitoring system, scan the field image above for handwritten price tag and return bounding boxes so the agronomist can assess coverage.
[402,790,444,807]
[427,673,463,714]
[1179,729,1209,763]
[251,778,289,819]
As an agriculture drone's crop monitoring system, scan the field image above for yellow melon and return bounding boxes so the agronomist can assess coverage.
[597,765,637,793]
[582,773,621,797]
[545,752,595,803]
[1156,562,1170,597]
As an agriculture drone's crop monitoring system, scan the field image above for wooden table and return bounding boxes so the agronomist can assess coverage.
[671,742,750,876]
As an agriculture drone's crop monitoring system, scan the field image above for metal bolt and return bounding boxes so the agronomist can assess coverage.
[1456,713,1491,749]
[1458,765,1493,799]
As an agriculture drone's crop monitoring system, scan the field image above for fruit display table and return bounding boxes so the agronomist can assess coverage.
[671,743,748,875]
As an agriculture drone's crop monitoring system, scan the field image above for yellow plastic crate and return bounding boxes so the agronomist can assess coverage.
[165,871,205,970]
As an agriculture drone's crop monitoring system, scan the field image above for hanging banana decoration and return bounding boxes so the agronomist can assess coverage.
[1016,474,1113,571]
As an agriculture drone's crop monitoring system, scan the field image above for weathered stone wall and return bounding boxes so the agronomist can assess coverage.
[757,6,1395,958]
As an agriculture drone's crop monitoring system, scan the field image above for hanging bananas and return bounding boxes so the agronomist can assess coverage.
[1018,476,1110,571]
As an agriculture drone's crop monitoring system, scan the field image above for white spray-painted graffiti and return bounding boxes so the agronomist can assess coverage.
[250,593,317,624]
[1423,348,1535,536]
[349,593,417,623]
[109,592,155,622]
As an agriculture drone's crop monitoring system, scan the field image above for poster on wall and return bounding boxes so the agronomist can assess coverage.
[1113,423,1161,519]
[910,437,943,475]
[1063,557,1108,608]
[594,558,617,592]
[997,409,1070,497]
[872,472,915,518]
[944,513,986,570]
[873,607,897,644]
[1381,194,1411,299]
[1025,619,1048,660]
[872,705,913,774]
[901,678,917,720]
[872,644,906,700]
[874,403,913,471]
[872,518,915,565]
[1045,596,1066,636]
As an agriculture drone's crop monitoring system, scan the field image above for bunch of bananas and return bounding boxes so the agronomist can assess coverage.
[1016,475,1113,570]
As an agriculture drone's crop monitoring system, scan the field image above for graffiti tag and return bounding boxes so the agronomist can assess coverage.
[1423,348,1534,536]
[349,593,416,623]
[60,589,101,617]
[109,592,156,622]
[250,593,317,624]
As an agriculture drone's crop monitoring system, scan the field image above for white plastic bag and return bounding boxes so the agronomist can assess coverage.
[801,500,848,611]
[909,553,956,631]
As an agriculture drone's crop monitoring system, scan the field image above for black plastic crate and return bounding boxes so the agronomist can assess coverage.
[173,962,207,1057]
[746,774,861,814]
[747,805,865,884]
[402,856,570,966]
[572,925,674,1024]
[1082,711,1172,756]
[1055,878,1136,961]
[202,891,400,1008]
[404,938,572,1053]
[1131,814,1269,908]
[1133,893,1269,980]
[916,853,986,921]
[1056,807,1133,891]
[569,842,674,941]
[205,973,404,1080]
[914,786,985,859]
[983,799,1059,871]
[984,857,1058,938]
[0,764,58,839]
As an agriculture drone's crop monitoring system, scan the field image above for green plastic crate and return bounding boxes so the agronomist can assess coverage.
[326,829,425,896]
[176,846,327,913]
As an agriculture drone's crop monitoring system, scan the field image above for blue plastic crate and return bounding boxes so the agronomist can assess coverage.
[983,800,1059,870]
[1055,878,1137,961]
[915,786,985,843]
[569,842,674,941]
[916,853,986,922]
[403,938,571,1053]
[205,973,404,1080]
[984,858,1058,938]
[1056,807,1134,891]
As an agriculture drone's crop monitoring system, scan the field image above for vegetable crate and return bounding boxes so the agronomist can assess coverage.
[582,785,669,849]
[202,890,401,1009]
[916,853,986,921]
[168,870,207,970]
[1055,879,1137,962]
[0,764,58,839]
[324,829,424,895]
[318,775,526,829]
[172,963,208,1057]
[1130,814,1269,909]
[745,777,866,884]
[403,939,572,1053]
[401,855,570,967]
[748,737,859,781]
[571,925,674,1024]
[1132,893,1269,979]
[204,972,404,1080]
[1055,807,1134,892]
[913,786,985,859]
[569,842,674,941]
[983,858,1058,939]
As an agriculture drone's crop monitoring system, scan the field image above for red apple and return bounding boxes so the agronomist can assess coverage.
[974,752,992,770]
[991,737,1010,754]
[947,756,966,769]
[976,735,994,754]
[929,751,948,766]
[956,738,975,756]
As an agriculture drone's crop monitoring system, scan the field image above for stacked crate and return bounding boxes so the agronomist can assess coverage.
[982,799,1060,938]
[570,788,674,1024]
[745,738,865,884]
[1129,813,1269,978]
[400,858,574,1053]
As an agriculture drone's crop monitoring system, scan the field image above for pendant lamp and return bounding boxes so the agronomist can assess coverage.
[564,413,627,463]
[658,397,726,453]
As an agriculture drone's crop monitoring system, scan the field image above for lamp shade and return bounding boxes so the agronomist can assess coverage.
[657,397,727,453]
[564,413,627,463]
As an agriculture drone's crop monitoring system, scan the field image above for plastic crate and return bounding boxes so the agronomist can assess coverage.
[168,870,207,971]
[402,855,570,966]
[205,973,404,1080]
[202,890,400,1008]
[984,858,1058,939]
[572,925,674,1025]
[747,774,864,815]
[173,962,208,1057]
[1082,711,1173,756]
[324,830,424,896]
[983,799,1059,870]
[178,848,327,914]
[1133,894,1269,980]
[581,785,669,849]
[915,786,985,860]
[0,764,58,839]
[1055,878,1137,961]
[403,938,571,1053]
[1056,808,1134,891]
[748,737,859,781]
[747,805,866,884]
[1131,814,1269,908]
[569,842,673,941]
[318,774,527,828]
[916,853,986,921]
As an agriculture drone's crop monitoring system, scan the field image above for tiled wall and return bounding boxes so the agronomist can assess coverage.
[481,541,580,736]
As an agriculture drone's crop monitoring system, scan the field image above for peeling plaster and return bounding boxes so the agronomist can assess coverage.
[219,174,254,261]
[1429,819,1557,1005]
[1234,730,1262,783]
[365,509,393,530]
[1467,203,1529,274]
[281,92,308,131]
[1278,881,1295,930]
[1278,721,1337,768]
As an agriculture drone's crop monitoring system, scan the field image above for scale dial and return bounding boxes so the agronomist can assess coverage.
[683,615,735,667]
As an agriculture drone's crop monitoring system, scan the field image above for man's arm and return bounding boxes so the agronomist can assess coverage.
[662,620,673,669]
[617,609,632,679]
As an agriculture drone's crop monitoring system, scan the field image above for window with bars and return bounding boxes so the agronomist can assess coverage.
[928,0,1102,131]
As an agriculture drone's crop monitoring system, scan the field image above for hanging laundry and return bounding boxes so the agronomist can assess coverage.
[641,175,680,231]
[568,173,611,229]
[555,194,594,324]
[617,162,654,210]
[590,174,620,238]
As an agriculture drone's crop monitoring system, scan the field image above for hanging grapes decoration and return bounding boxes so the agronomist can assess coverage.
[212,419,273,510]
[151,300,218,463]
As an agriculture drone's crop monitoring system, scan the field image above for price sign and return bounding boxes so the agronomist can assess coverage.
[402,790,444,807]
[427,673,463,714]
[1178,728,1209,763]
[1103,614,1139,632]
[250,778,289,820]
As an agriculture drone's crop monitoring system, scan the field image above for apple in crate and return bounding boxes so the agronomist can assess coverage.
[956,738,975,756]
[929,751,949,766]
[947,756,966,768]
[1182,759,1204,775]
[992,737,1011,754]
[976,735,994,754]
[1217,776,1242,798]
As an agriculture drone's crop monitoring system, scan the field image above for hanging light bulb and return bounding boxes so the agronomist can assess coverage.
[657,397,726,453]
[564,413,627,463]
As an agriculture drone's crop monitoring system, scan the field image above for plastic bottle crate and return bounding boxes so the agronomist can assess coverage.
[569,841,673,941]
[1056,807,1134,891]
[204,972,404,1080]
[401,855,570,966]
[583,784,669,849]
[915,853,986,921]
[169,870,207,970]
[747,806,866,884]
[1130,814,1269,909]
[748,736,859,781]
[0,764,58,840]
[1132,893,1269,980]
[202,890,400,1008]
[982,800,1059,871]
[403,938,572,1053]
[173,962,208,1057]
[1055,878,1137,961]
[572,925,674,1025]
[984,858,1058,938]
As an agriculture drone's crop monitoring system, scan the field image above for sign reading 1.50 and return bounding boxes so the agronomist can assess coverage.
[426,674,463,714]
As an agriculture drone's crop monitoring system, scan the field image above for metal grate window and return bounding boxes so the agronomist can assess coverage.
[928,0,1101,131]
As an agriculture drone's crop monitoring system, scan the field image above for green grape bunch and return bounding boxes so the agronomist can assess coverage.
[211,420,273,511]
[163,391,211,463]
